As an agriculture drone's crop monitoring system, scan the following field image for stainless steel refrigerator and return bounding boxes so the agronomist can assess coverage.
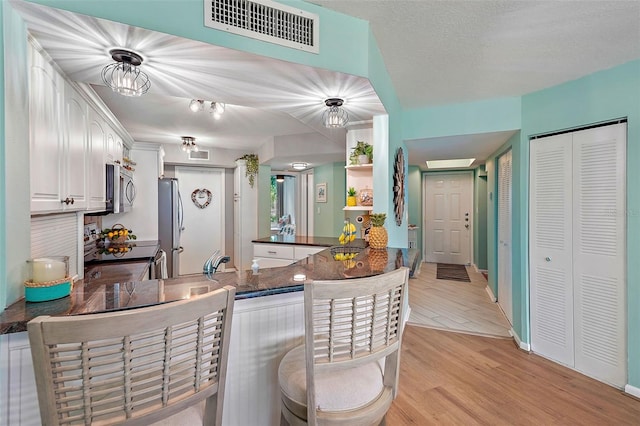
[158,178,183,278]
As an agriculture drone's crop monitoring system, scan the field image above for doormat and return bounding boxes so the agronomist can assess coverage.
[436,263,471,282]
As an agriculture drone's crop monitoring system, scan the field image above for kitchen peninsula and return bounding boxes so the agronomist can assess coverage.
[0,244,418,426]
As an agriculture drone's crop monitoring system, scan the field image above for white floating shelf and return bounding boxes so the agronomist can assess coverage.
[345,164,373,169]
[343,206,373,211]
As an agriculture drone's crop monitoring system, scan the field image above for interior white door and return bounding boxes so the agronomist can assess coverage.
[176,167,225,275]
[424,172,473,264]
[530,122,626,387]
[497,149,513,325]
[530,132,575,367]
[572,123,626,387]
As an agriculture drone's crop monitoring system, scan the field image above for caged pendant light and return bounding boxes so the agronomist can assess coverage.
[322,98,349,128]
[101,49,151,97]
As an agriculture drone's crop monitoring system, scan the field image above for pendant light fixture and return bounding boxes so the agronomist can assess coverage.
[322,98,349,128]
[181,136,198,153]
[101,49,150,97]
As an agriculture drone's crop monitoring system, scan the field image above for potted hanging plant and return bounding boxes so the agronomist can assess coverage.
[237,154,259,188]
[347,186,357,206]
[352,141,373,165]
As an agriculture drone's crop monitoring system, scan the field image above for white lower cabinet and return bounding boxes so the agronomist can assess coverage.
[0,332,40,426]
[252,243,325,269]
[223,292,304,425]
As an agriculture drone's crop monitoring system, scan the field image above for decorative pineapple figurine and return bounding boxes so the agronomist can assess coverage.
[368,247,388,271]
[368,213,388,249]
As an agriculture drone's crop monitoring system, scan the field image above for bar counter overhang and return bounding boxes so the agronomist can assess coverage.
[1,245,419,334]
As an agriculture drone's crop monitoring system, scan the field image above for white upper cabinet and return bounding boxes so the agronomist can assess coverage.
[64,81,88,210]
[105,126,123,165]
[29,42,64,212]
[87,109,106,210]
[29,41,128,213]
[30,42,88,212]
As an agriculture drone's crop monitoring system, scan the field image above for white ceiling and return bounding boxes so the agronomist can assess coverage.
[11,0,640,171]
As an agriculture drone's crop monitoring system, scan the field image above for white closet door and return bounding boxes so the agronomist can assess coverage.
[572,123,626,387]
[176,167,225,275]
[497,149,513,324]
[530,133,575,367]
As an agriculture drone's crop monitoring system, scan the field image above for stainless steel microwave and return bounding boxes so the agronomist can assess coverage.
[106,164,136,213]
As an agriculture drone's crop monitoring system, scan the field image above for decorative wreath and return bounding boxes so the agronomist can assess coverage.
[393,147,405,226]
[191,188,213,209]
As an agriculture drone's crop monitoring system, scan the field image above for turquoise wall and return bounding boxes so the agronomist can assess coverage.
[474,166,488,270]
[0,1,6,311]
[518,59,640,387]
[403,97,522,140]
[313,162,345,237]
[407,165,422,256]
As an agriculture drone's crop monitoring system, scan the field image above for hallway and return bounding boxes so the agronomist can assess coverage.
[408,262,511,338]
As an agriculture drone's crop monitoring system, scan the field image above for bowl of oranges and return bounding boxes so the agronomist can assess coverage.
[99,224,137,244]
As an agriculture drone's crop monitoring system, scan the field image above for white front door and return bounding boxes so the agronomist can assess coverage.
[497,149,513,325]
[176,167,225,275]
[423,172,473,264]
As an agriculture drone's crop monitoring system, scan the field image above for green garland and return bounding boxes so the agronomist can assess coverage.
[238,154,259,188]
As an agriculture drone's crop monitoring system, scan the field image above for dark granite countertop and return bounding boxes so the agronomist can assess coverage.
[252,235,365,247]
[1,246,419,335]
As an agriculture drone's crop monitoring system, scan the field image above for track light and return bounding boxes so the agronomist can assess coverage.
[210,102,226,120]
[181,136,198,153]
[189,99,204,112]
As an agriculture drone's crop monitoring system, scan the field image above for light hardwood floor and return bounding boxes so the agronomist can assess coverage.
[408,262,511,338]
[387,262,640,425]
[387,326,640,425]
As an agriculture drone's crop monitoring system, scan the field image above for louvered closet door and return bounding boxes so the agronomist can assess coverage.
[497,149,513,325]
[530,123,626,388]
[530,133,575,367]
[572,123,626,387]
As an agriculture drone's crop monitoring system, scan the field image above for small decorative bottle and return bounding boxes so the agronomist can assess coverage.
[251,259,260,274]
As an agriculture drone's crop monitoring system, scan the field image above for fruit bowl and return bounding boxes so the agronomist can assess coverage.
[99,223,136,243]
[330,245,363,261]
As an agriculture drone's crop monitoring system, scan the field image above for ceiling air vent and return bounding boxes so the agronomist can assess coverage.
[189,150,210,161]
[205,0,319,53]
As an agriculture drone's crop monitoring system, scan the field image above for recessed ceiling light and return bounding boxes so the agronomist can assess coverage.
[426,158,475,169]
[292,162,308,170]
